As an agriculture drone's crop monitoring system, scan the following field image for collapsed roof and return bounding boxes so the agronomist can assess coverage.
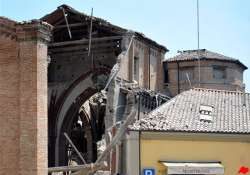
[41,4,168,52]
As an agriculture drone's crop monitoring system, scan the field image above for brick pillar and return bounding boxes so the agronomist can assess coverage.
[0,17,20,175]
[17,21,52,175]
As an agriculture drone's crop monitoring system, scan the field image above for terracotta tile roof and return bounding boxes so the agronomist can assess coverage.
[130,88,250,134]
[165,49,247,69]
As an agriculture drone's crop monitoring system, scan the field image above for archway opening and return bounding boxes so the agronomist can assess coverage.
[56,79,108,166]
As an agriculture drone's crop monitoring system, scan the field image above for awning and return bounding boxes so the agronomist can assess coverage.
[161,162,224,174]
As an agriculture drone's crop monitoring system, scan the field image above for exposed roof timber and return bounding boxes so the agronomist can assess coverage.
[88,8,93,57]
[41,4,168,52]
[60,6,72,39]
[41,4,126,33]
[49,35,122,47]
[53,18,66,26]
[49,41,120,53]
[54,22,88,29]
[53,28,91,36]
[50,48,119,57]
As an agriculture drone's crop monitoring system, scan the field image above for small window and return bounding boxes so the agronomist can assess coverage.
[199,105,214,122]
[116,92,127,122]
[133,57,139,82]
[213,66,226,79]
[163,62,169,83]
[180,67,194,81]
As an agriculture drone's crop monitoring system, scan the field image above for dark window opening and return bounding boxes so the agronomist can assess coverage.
[133,57,139,82]
[213,66,226,79]
[163,62,169,83]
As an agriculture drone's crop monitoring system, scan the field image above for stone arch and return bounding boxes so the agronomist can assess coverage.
[52,68,110,166]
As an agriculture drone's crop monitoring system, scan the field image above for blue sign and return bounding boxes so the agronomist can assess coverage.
[143,168,155,175]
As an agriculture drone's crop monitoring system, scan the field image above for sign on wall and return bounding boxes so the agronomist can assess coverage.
[161,162,224,174]
[143,168,155,175]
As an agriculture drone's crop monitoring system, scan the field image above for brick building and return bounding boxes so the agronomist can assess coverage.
[163,49,247,96]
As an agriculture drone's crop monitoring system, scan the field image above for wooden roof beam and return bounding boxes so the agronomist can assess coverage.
[49,35,122,47]
[54,22,89,29]
[49,41,120,53]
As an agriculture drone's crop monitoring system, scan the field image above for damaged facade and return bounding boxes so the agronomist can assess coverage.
[40,4,168,168]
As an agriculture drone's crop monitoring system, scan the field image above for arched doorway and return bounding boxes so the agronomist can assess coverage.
[49,68,109,166]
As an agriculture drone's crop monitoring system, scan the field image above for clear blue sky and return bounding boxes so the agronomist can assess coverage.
[1,0,249,90]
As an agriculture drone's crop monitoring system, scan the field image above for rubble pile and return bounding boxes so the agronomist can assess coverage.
[129,112,170,131]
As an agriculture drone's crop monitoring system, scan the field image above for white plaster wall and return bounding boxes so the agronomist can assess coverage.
[123,131,140,175]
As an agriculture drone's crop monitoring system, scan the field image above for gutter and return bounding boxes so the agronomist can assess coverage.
[129,130,250,142]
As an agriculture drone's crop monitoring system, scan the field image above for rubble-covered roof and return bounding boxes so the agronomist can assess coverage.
[41,4,168,52]
[130,88,250,134]
[165,49,247,69]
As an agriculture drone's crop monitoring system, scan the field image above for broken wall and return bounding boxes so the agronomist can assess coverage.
[118,36,165,92]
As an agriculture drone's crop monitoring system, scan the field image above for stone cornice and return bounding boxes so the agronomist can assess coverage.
[16,20,53,43]
[0,17,53,43]
[0,17,17,39]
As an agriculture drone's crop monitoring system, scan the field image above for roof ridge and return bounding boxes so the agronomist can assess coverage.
[192,87,249,95]
[165,49,247,69]
[205,49,236,60]
[0,16,17,24]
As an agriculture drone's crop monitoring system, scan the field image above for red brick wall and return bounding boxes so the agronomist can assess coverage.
[0,17,51,175]
[0,22,19,175]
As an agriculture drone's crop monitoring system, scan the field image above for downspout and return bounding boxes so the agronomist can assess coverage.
[177,61,180,94]
[115,144,120,174]
[139,130,141,175]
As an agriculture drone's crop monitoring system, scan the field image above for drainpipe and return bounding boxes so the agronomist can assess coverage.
[115,143,120,174]
[139,130,141,175]
[177,61,180,94]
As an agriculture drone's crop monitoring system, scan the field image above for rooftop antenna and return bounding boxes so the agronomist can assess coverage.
[197,0,201,87]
